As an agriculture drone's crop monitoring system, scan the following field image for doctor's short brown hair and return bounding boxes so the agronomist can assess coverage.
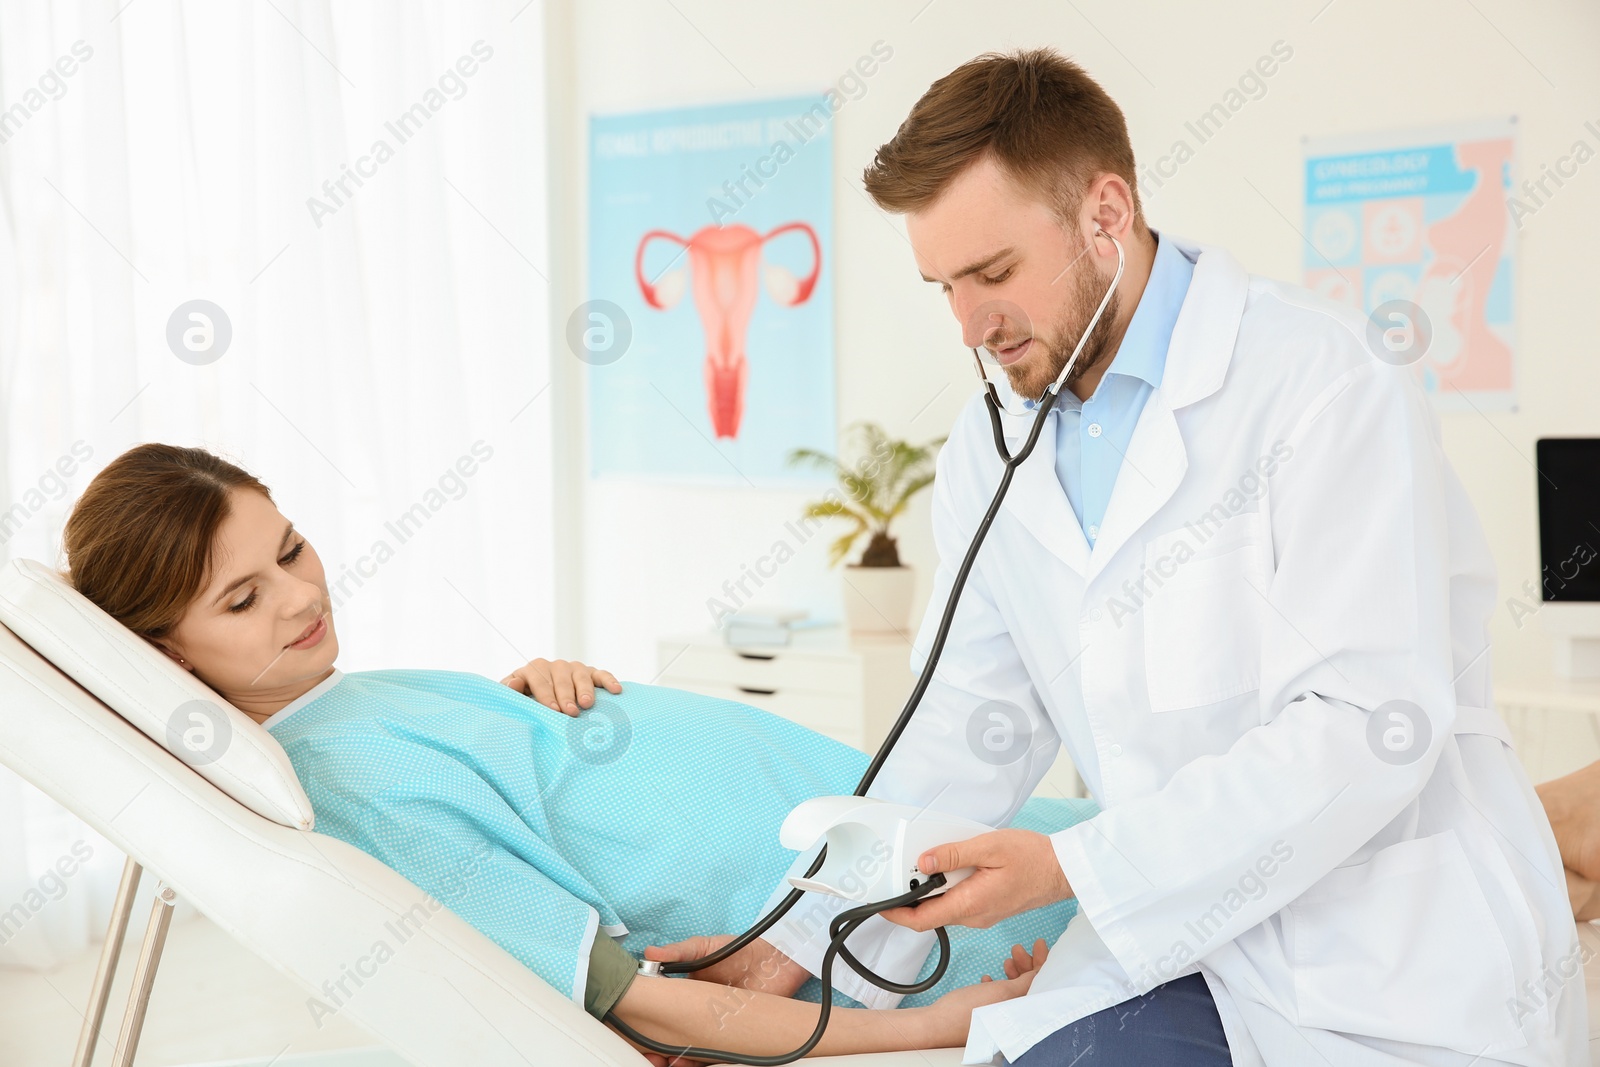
[863,47,1143,226]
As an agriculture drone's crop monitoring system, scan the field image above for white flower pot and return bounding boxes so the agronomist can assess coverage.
[842,565,915,634]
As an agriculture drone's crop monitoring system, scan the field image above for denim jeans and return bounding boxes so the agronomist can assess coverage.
[1007,973,1232,1066]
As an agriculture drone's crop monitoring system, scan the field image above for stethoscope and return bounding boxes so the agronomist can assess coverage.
[606,228,1126,1066]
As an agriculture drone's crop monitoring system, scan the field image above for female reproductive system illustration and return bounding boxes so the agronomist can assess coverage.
[634,222,822,438]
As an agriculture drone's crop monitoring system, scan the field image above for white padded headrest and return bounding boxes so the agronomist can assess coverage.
[0,558,314,830]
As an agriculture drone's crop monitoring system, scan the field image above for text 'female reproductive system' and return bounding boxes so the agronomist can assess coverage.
[635,222,821,439]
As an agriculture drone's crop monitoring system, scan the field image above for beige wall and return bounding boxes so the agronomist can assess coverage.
[545,0,1600,701]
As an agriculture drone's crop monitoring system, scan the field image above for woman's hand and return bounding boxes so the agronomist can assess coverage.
[924,938,1051,1045]
[500,658,621,716]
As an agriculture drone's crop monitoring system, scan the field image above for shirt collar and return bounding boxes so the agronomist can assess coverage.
[261,667,344,731]
[1097,227,1195,390]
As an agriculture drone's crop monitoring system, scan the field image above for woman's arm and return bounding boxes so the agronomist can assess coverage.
[610,939,1049,1062]
[642,934,812,998]
[1535,764,1600,920]
[1563,866,1600,922]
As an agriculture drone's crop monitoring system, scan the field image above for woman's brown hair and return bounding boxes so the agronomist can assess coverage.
[62,444,273,639]
[862,47,1142,226]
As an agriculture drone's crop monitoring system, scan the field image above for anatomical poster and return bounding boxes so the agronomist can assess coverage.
[586,95,836,482]
[1302,117,1517,411]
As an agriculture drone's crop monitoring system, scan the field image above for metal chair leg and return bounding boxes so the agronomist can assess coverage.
[72,856,143,1067]
[107,880,178,1067]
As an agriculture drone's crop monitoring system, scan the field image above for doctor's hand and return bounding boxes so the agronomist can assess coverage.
[499,658,621,716]
[879,828,1073,932]
[641,934,812,998]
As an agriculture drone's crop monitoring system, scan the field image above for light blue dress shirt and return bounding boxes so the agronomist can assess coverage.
[1036,230,1195,545]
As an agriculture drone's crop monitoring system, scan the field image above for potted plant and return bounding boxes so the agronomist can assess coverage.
[788,423,945,633]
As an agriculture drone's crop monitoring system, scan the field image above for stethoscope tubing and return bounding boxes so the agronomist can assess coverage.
[610,229,1125,1065]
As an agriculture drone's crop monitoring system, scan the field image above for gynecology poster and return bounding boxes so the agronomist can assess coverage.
[586,95,836,482]
[1303,117,1517,411]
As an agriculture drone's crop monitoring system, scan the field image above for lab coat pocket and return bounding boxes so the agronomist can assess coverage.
[1140,516,1265,713]
[1284,830,1525,1055]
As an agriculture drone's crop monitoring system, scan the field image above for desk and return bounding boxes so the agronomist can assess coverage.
[1495,675,1600,783]
[655,628,1087,798]
[656,628,914,754]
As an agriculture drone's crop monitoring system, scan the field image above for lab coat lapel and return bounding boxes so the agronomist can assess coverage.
[991,236,1248,584]
[1085,394,1185,586]
[1086,236,1249,586]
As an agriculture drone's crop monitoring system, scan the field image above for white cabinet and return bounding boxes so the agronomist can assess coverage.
[654,628,1087,799]
[655,628,915,753]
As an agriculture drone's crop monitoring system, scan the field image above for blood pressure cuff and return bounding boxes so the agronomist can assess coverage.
[585,932,639,1018]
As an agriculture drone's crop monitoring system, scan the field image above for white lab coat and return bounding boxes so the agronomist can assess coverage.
[761,234,1587,1066]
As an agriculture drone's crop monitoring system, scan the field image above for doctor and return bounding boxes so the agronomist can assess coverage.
[649,47,1585,1066]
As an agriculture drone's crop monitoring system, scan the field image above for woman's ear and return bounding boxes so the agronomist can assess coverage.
[147,637,191,670]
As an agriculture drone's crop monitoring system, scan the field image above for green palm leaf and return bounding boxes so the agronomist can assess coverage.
[787,421,946,567]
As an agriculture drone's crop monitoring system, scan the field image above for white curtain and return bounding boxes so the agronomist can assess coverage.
[0,0,555,969]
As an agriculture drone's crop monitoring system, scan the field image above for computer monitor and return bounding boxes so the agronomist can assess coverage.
[1535,438,1600,678]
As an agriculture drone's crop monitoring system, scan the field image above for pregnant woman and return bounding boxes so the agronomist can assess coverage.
[62,443,1100,1061]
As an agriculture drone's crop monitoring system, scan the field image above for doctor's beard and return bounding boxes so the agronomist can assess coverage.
[1000,244,1123,402]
